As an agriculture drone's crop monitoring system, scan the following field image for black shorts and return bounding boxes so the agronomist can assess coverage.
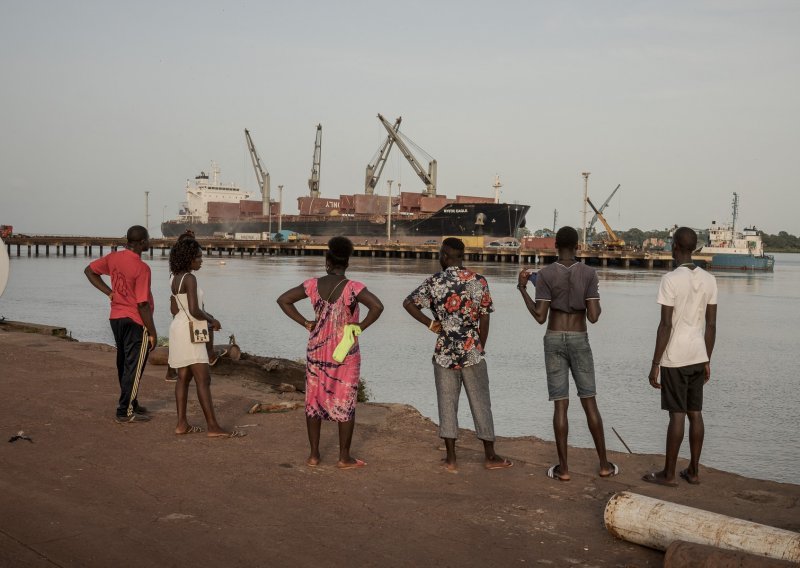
[661,363,706,412]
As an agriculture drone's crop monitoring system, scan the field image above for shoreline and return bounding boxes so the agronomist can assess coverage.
[1,321,798,566]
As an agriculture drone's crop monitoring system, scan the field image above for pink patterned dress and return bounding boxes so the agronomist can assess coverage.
[302,278,366,422]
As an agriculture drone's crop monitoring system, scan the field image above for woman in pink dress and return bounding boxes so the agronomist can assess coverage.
[277,237,383,469]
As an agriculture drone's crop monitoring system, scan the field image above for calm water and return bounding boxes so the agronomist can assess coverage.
[2,252,798,484]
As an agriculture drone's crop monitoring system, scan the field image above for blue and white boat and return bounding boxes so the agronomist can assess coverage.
[699,193,775,271]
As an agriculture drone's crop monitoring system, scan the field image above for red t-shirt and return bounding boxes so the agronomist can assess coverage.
[89,249,154,326]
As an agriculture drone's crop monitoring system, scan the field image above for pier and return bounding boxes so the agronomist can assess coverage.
[3,235,709,269]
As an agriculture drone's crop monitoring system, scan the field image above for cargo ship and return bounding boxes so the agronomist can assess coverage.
[161,115,530,240]
[698,193,774,271]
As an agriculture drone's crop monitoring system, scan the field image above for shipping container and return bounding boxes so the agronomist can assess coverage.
[206,202,240,221]
[455,195,495,204]
[354,194,391,215]
[234,232,262,240]
[521,237,556,250]
[297,196,342,215]
[238,200,263,216]
[420,196,450,213]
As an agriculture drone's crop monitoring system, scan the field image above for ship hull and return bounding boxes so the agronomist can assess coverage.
[162,203,530,240]
[706,253,775,271]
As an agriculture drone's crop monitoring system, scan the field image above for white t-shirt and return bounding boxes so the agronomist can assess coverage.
[656,266,718,368]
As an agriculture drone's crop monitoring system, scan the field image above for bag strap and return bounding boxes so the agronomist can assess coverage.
[172,273,193,320]
[324,278,348,303]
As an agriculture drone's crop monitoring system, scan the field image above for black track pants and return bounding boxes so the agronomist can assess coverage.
[110,318,149,417]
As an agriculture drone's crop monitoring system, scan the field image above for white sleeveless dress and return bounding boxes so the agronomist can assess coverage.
[168,274,210,368]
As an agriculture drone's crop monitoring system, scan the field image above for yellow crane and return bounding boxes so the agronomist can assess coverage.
[586,197,625,249]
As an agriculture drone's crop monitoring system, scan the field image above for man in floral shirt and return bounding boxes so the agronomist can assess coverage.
[404,238,513,473]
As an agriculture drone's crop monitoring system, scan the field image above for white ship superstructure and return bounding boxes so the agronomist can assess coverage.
[701,224,767,256]
[177,163,252,224]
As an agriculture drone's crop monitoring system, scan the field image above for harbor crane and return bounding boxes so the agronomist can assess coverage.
[364,116,401,195]
[308,124,322,198]
[244,129,271,218]
[377,113,437,197]
[586,197,625,249]
[588,184,621,233]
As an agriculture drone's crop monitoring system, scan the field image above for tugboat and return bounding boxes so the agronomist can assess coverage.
[699,193,775,271]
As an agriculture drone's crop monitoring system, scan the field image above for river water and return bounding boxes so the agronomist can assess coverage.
[2,252,798,484]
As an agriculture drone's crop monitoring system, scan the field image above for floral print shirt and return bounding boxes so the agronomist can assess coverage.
[407,266,494,369]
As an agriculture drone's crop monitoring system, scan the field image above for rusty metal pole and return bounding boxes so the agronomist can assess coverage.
[581,172,590,249]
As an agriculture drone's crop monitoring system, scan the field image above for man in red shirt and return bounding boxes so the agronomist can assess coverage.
[84,225,157,423]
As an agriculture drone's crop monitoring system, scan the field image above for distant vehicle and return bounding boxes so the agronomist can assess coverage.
[501,239,520,248]
[423,239,439,245]
[487,241,502,248]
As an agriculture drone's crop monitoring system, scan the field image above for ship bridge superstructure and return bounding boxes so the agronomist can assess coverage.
[179,162,252,224]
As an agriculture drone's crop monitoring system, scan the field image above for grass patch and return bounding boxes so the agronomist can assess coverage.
[357,377,371,403]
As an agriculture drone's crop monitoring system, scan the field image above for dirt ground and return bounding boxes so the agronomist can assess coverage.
[1,326,798,568]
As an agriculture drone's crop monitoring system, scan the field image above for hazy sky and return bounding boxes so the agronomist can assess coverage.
[2,1,798,236]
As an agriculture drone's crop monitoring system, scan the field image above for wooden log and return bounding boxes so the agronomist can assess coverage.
[604,492,800,563]
[209,354,305,392]
[147,343,304,392]
[664,541,797,567]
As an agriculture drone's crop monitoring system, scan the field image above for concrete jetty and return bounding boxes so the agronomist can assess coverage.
[4,235,699,268]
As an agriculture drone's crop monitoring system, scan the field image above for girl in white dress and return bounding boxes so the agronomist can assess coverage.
[168,239,244,438]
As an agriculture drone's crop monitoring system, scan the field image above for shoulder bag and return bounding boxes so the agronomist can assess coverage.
[173,273,209,343]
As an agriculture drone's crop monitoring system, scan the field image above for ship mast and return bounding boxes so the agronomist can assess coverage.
[731,192,739,236]
[492,175,502,204]
[308,124,322,198]
[581,172,590,249]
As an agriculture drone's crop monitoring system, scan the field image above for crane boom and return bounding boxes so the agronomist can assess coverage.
[364,117,401,195]
[588,184,620,232]
[587,197,625,247]
[377,113,437,197]
[308,124,322,198]
[244,129,270,216]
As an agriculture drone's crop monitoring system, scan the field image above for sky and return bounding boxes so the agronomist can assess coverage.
[1,0,798,237]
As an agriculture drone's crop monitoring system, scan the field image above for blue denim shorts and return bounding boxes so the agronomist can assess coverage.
[543,331,596,401]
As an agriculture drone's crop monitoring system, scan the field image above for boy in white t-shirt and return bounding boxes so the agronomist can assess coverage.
[643,227,717,487]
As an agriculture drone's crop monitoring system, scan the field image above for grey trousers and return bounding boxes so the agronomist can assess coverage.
[433,359,496,441]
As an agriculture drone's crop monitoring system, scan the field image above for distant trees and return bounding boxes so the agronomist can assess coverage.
[613,228,672,247]
[763,231,800,252]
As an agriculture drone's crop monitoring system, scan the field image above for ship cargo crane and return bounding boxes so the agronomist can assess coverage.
[377,113,437,197]
[364,116,401,195]
[586,197,625,248]
[588,184,620,233]
[244,129,271,217]
[308,124,322,198]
